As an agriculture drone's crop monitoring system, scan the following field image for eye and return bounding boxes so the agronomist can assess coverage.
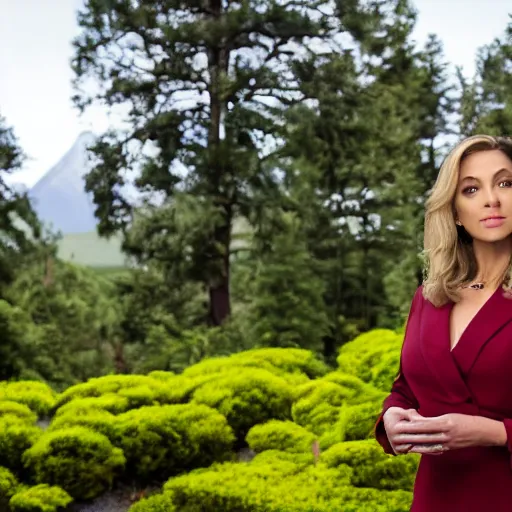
[499,180,512,188]
[462,186,477,195]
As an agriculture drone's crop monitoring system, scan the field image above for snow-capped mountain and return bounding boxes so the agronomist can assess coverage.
[29,132,98,234]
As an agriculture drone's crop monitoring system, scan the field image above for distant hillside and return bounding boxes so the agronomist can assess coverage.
[24,133,126,268]
[29,132,98,234]
[27,133,252,269]
[57,231,127,268]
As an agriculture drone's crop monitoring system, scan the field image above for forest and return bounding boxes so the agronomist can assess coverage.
[0,1,510,511]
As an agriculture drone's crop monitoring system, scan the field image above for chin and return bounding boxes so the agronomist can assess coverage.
[474,232,512,244]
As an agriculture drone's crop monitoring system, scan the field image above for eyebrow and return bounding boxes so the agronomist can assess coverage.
[460,167,512,183]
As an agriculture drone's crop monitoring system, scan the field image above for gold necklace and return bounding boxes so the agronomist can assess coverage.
[465,282,485,290]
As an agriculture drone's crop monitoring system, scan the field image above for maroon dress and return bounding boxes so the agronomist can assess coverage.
[375,286,512,511]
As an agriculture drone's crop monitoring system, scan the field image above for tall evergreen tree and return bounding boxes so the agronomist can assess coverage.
[71,0,341,326]
[459,17,512,136]
[247,211,330,352]
[0,114,41,289]
[280,0,455,343]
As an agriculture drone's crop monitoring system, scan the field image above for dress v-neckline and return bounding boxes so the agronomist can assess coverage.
[449,286,501,353]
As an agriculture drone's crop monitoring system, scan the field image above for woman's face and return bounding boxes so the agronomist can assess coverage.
[454,149,512,243]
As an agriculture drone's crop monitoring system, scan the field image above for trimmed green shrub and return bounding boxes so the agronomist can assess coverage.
[337,329,402,383]
[147,371,175,381]
[183,348,328,380]
[322,440,419,491]
[0,401,37,424]
[150,374,220,405]
[246,420,316,454]
[0,382,56,417]
[114,403,235,481]
[129,492,177,512]
[318,428,341,451]
[116,385,158,409]
[54,394,129,417]
[251,449,315,466]
[162,456,411,512]
[338,329,401,359]
[48,409,117,441]
[321,372,386,404]
[0,465,19,507]
[337,401,383,441]
[22,426,125,500]
[0,418,42,471]
[9,484,73,512]
[191,368,294,440]
[371,351,401,392]
[54,375,161,409]
[291,381,346,435]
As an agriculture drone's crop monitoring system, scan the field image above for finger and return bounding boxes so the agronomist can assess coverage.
[396,420,447,434]
[405,409,424,421]
[409,444,447,455]
[393,433,447,444]
[393,443,412,454]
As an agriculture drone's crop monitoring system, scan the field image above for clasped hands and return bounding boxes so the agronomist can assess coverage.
[383,407,506,456]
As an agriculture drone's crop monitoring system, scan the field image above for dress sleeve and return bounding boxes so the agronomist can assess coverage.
[374,287,422,455]
[502,420,512,462]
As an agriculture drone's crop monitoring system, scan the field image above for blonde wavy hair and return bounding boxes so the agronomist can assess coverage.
[423,134,512,307]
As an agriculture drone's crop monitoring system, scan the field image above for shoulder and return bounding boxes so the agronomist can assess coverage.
[410,285,425,314]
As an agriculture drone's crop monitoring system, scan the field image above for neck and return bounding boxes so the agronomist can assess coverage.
[472,237,512,285]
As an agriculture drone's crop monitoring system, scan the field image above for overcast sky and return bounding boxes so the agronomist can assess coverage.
[0,0,510,187]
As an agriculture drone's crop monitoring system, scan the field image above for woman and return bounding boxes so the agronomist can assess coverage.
[375,134,512,511]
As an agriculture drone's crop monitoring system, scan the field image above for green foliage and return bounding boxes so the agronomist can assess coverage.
[148,371,175,381]
[151,375,221,405]
[0,401,37,424]
[337,400,384,442]
[371,351,402,392]
[0,381,56,417]
[54,394,130,417]
[7,260,122,387]
[0,465,19,507]
[247,212,331,352]
[0,340,413,509]
[322,440,419,491]
[459,20,512,136]
[337,329,402,383]
[129,492,177,512]
[55,374,160,408]
[0,417,42,472]
[9,484,73,512]
[291,381,346,435]
[321,372,386,403]
[113,404,235,481]
[0,114,41,293]
[246,420,316,454]
[161,455,412,512]
[22,427,125,500]
[0,301,34,382]
[191,368,294,440]
[70,0,350,327]
[48,409,117,442]
[183,347,328,380]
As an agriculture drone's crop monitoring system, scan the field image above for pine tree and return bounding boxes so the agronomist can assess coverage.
[71,0,340,326]
[0,114,41,288]
[459,17,512,136]
[248,211,330,352]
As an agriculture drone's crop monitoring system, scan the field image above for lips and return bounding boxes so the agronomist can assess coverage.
[481,216,506,228]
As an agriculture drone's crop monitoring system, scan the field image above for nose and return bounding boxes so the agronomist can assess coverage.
[484,187,501,208]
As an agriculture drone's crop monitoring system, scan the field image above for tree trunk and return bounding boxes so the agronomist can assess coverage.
[207,0,231,326]
[208,216,232,326]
